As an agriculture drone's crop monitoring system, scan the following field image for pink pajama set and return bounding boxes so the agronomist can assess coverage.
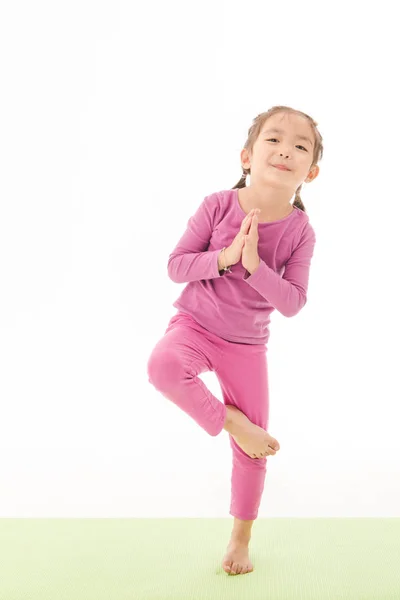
[147,188,316,521]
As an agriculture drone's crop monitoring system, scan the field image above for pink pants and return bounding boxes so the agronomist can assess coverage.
[147,311,270,521]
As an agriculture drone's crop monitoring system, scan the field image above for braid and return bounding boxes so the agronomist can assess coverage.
[293,184,306,212]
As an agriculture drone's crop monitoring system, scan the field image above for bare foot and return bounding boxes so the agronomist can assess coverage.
[222,540,254,575]
[224,405,280,459]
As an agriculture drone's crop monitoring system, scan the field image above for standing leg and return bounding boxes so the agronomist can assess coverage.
[215,341,270,574]
[216,342,270,520]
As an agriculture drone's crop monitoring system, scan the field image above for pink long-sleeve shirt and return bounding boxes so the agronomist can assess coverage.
[168,188,316,345]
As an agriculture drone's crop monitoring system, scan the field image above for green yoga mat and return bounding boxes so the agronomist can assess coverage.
[1,518,399,599]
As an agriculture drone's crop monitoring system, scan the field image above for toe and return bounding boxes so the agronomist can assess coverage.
[223,560,233,574]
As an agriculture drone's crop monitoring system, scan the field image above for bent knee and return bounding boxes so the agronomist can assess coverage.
[147,349,186,391]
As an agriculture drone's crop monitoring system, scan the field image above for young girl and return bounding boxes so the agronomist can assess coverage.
[147,105,322,576]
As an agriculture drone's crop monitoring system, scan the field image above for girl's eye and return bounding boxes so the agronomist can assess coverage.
[266,138,307,152]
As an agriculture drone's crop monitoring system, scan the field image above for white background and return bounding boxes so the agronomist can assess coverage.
[1,0,399,517]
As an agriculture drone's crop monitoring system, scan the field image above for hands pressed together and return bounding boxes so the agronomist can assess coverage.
[224,208,261,275]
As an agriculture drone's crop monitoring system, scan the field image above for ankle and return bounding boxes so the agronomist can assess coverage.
[229,534,251,546]
[223,405,241,436]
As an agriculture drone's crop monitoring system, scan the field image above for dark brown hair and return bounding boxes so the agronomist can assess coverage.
[231,105,324,213]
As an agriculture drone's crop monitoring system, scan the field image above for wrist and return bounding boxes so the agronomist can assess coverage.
[217,250,225,271]
[224,246,232,268]
[247,257,261,275]
[218,247,231,271]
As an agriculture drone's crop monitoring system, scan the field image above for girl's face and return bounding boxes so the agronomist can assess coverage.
[243,112,318,188]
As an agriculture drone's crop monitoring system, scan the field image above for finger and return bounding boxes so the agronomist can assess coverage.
[249,214,258,232]
[241,216,253,234]
[241,210,255,225]
[245,208,259,220]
